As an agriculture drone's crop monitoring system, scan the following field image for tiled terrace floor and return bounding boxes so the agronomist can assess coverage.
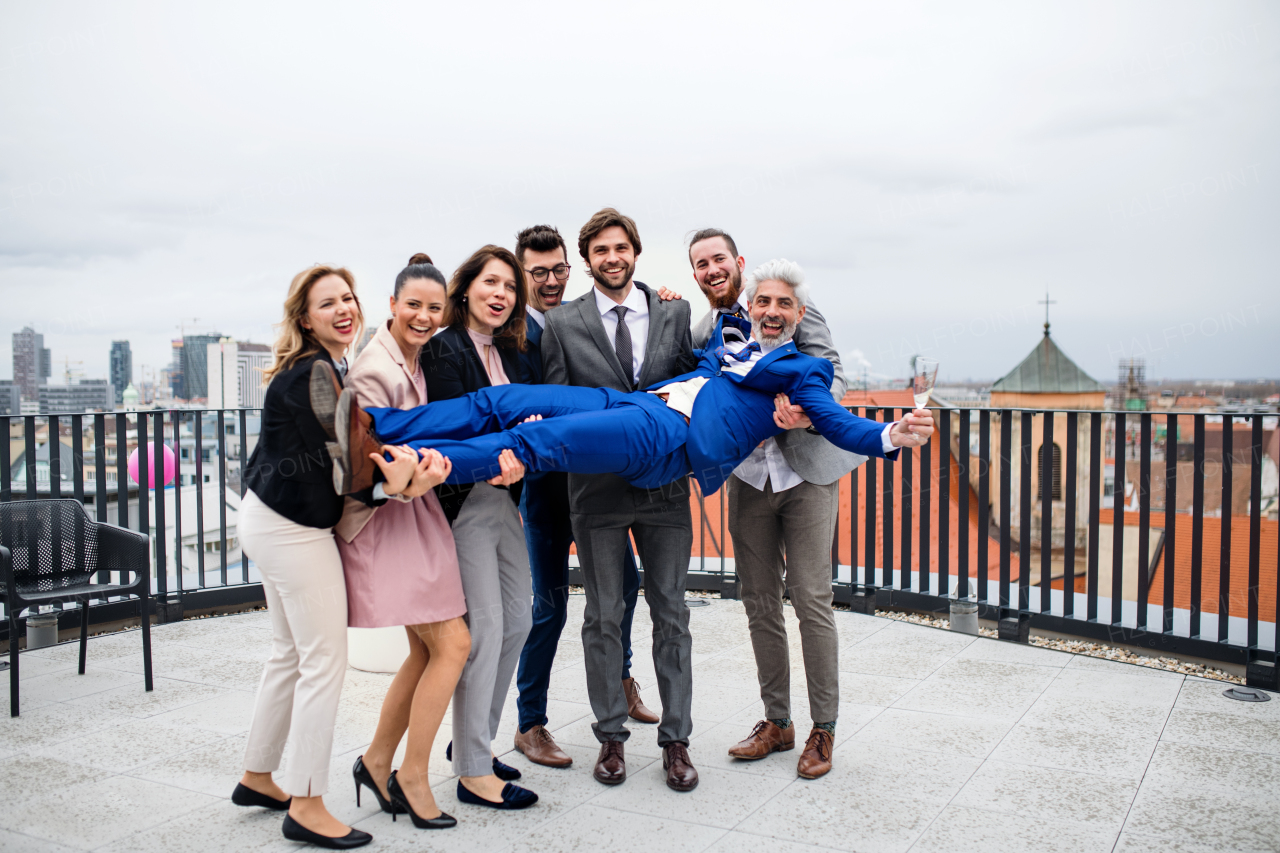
[2,597,1278,853]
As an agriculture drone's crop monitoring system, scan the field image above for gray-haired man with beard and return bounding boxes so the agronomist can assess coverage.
[687,228,860,779]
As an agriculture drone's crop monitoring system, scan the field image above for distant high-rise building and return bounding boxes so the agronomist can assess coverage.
[207,340,272,409]
[12,326,51,402]
[169,338,185,399]
[109,340,133,405]
[181,333,223,400]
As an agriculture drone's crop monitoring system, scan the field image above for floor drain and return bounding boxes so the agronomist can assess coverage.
[1223,686,1271,702]
[685,599,710,608]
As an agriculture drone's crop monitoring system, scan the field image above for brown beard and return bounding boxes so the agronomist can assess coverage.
[591,260,635,291]
[702,266,743,310]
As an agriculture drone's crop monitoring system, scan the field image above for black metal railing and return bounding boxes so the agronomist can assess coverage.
[685,406,1278,674]
[5,405,1278,682]
[2,408,264,640]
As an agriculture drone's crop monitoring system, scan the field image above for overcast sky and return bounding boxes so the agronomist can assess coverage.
[2,1,1276,390]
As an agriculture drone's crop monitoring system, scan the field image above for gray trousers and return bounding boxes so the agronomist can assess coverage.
[451,483,533,776]
[572,483,694,747]
[728,475,840,724]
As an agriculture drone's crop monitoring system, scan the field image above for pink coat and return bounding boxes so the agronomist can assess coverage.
[335,321,465,628]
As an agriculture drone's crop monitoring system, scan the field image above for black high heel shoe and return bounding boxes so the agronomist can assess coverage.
[352,756,404,815]
[386,770,457,829]
[445,741,522,781]
[230,782,290,811]
[281,815,372,849]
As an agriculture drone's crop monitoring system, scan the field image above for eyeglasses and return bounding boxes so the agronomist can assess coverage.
[525,264,571,284]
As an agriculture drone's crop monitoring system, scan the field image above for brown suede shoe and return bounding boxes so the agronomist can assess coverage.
[728,720,795,760]
[333,387,381,495]
[796,728,834,779]
[514,725,572,768]
[593,740,626,785]
[623,677,659,724]
[662,743,698,792]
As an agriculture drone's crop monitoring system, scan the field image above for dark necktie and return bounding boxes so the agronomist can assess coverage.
[612,305,634,388]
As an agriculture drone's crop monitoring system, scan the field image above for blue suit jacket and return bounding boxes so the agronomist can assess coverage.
[647,316,897,494]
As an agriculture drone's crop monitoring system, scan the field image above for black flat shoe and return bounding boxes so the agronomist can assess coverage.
[386,770,457,829]
[281,815,372,849]
[492,756,522,781]
[230,782,290,811]
[456,780,538,810]
[445,742,522,781]
[352,755,404,815]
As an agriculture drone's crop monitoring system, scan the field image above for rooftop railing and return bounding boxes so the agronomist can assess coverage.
[4,405,1278,689]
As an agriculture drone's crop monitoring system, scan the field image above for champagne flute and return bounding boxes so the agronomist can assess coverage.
[911,357,939,410]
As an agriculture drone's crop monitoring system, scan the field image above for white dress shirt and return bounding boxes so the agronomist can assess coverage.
[526,306,546,330]
[595,285,650,386]
[651,337,898,493]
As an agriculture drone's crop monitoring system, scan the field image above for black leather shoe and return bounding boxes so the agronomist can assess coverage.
[445,741,522,781]
[280,815,372,849]
[230,783,290,811]
[352,755,403,815]
[456,780,538,810]
[386,770,457,828]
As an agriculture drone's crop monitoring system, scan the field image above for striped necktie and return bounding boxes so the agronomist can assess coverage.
[612,305,634,388]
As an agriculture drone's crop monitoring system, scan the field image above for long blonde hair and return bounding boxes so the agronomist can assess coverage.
[263,264,364,383]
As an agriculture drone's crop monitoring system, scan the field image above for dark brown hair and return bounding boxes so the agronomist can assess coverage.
[514,225,567,264]
[577,207,642,260]
[407,252,433,266]
[394,253,445,299]
[443,245,528,352]
[687,228,739,264]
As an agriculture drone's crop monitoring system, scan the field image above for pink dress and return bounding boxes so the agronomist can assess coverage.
[336,323,467,628]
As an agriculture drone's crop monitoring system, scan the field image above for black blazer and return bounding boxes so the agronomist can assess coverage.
[421,325,526,522]
[244,352,344,529]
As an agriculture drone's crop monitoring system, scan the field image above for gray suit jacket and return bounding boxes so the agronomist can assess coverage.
[692,298,864,486]
[542,281,697,512]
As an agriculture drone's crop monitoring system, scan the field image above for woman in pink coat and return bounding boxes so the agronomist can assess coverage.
[337,254,478,829]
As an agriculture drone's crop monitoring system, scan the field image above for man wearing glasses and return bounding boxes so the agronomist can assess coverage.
[510,225,657,770]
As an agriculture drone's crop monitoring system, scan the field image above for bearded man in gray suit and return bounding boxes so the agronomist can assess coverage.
[687,228,860,780]
[541,208,700,792]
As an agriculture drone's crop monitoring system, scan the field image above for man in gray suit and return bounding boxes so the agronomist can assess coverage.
[687,228,860,780]
[541,208,700,791]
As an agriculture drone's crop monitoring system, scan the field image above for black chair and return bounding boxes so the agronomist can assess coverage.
[1,499,153,717]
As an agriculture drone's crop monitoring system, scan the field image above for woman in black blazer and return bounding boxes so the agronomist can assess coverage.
[420,245,539,810]
[234,264,425,850]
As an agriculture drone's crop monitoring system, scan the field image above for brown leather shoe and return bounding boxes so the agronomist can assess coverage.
[796,728,834,779]
[728,720,795,760]
[623,677,659,724]
[662,743,698,792]
[333,387,380,495]
[514,725,572,768]
[593,740,626,785]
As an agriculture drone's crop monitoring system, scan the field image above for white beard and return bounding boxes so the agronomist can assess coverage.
[751,314,798,347]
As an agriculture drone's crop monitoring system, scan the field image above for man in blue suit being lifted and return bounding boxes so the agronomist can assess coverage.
[321,257,933,508]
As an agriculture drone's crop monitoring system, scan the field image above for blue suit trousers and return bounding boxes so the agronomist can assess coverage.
[368,385,691,488]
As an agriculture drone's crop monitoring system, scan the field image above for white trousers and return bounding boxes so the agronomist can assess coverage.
[239,490,348,798]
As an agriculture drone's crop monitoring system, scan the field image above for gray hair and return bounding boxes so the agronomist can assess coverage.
[744,258,809,308]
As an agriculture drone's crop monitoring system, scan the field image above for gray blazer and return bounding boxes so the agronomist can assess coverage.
[542,281,696,512]
[693,298,864,486]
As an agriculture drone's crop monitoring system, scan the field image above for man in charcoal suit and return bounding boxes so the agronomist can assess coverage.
[540,208,700,791]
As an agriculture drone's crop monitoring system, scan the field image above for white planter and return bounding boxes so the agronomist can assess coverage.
[347,626,410,673]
